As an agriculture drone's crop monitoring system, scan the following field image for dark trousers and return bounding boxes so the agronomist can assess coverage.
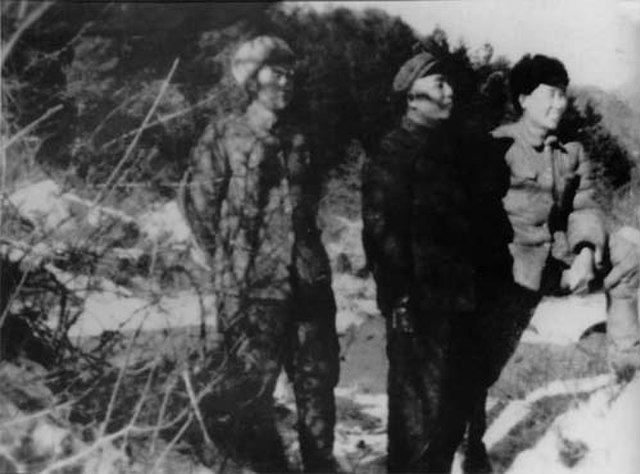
[386,282,541,473]
[203,291,339,473]
[463,281,542,472]
[386,308,480,473]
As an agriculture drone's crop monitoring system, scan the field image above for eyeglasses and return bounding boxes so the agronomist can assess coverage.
[269,66,295,79]
[408,93,434,101]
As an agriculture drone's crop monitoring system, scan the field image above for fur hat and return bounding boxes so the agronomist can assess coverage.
[231,36,295,86]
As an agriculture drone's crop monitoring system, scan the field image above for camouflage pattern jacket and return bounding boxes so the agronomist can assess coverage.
[180,102,332,303]
[491,120,606,291]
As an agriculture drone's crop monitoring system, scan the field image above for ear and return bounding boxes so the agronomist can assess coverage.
[518,94,528,111]
[245,76,260,98]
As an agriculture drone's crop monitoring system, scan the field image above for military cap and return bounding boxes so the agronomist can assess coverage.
[231,36,295,87]
[393,41,449,93]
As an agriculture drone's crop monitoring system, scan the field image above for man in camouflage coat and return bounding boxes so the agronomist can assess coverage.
[180,36,339,473]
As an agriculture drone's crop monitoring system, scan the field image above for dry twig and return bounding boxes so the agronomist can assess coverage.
[93,58,180,206]
[149,413,194,474]
[1,1,54,70]
[101,91,224,150]
[98,325,143,438]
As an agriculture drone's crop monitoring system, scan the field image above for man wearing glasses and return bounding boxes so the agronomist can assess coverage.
[180,36,339,472]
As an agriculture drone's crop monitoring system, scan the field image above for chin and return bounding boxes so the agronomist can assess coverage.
[546,121,560,131]
[545,116,562,129]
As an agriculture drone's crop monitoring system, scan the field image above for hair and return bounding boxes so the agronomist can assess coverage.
[509,54,569,114]
[245,76,261,98]
[243,59,295,99]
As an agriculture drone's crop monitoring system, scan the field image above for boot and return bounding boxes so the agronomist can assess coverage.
[607,296,640,382]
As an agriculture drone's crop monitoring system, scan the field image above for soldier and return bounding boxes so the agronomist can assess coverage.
[485,53,640,383]
[362,42,495,473]
[464,54,640,471]
[180,36,339,473]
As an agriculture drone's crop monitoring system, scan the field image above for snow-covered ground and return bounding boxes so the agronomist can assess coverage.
[8,183,640,473]
[524,294,607,345]
[68,289,217,339]
[506,375,640,474]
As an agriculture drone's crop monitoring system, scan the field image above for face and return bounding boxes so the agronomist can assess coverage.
[407,73,454,124]
[519,83,568,131]
[255,64,294,111]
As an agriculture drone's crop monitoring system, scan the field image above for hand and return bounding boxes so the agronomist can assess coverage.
[594,245,604,270]
[391,296,413,334]
[562,247,595,294]
[604,230,640,291]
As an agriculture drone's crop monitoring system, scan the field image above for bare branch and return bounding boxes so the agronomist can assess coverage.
[149,374,178,458]
[101,91,223,150]
[0,264,30,331]
[97,325,142,438]
[1,1,54,70]
[2,104,64,151]
[149,413,194,474]
[39,420,178,474]
[23,3,115,75]
[119,362,157,451]
[182,369,214,447]
[93,57,180,206]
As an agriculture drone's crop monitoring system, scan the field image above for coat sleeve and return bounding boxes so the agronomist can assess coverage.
[566,142,606,254]
[289,133,333,287]
[179,121,230,260]
[361,135,413,313]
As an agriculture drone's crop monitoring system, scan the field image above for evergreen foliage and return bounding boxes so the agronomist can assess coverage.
[2,1,638,208]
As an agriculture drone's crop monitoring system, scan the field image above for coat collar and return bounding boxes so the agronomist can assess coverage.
[492,120,563,152]
[401,115,446,135]
[246,101,280,136]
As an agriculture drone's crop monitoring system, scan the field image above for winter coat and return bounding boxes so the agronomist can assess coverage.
[362,117,478,315]
[179,102,332,304]
[491,120,606,291]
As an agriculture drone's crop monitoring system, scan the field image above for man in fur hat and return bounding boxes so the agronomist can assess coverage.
[180,36,339,473]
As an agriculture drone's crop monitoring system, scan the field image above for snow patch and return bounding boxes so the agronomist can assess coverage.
[62,289,216,338]
[484,375,612,450]
[507,375,640,474]
[333,387,387,467]
[522,294,607,345]
[8,180,73,233]
[332,273,378,334]
[138,200,192,244]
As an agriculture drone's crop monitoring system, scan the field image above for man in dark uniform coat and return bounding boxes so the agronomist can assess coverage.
[362,42,504,473]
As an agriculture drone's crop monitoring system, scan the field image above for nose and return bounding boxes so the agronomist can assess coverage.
[277,75,288,87]
[443,82,454,101]
[553,93,567,110]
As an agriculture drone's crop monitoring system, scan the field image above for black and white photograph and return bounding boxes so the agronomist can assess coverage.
[1,1,640,472]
